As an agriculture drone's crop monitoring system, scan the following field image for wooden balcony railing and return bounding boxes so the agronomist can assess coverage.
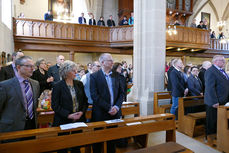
[13,18,229,53]
[210,39,229,51]
[166,26,210,49]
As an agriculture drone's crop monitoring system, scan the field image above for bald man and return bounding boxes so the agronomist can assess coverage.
[47,55,65,86]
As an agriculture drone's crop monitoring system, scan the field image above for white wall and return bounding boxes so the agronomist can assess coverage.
[0,0,14,55]
[13,0,48,19]
[102,0,119,25]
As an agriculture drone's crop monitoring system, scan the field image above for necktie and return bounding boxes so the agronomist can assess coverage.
[220,69,229,80]
[24,80,34,119]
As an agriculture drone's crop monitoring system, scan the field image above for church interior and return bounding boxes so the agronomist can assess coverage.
[0,0,229,153]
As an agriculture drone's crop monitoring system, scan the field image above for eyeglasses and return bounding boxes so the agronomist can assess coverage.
[21,65,35,69]
[96,65,101,67]
[105,60,113,62]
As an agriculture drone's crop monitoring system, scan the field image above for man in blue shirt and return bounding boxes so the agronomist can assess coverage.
[90,53,124,153]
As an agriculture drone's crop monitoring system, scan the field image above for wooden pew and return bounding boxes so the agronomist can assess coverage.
[153,91,171,114]
[178,96,206,137]
[0,114,176,153]
[126,142,193,153]
[217,106,229,153]
[37,102,140,126]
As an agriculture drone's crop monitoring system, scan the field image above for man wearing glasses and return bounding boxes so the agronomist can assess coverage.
[90,53,124,153]
[0,56,40,133]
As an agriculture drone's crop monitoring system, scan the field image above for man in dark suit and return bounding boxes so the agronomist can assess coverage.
[204,55,229,143]
[0,51,24,82]
[47,55,65,86]
[0,56,40,133]
[198,61,211,92]
[187,66,203,96]
[78,13,86,24]
[170,59,188,116]
[107,15,116,27]
[90,53,124,153]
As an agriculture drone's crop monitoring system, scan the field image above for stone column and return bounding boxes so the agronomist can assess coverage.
[127,0,166,115]
[69,51,75,61]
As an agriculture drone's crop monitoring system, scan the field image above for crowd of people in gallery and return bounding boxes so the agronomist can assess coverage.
[43,10,134,26]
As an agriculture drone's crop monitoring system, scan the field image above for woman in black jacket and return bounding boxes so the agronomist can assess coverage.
[31,58,53,95]
[51,60,88,153]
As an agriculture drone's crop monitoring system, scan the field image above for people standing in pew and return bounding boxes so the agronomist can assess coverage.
[187,66,203,96]
[90,53,124,153]
[51,60,88,153]
[31,58,53,95]
[170,59,188,118]
[198,61,212,93]
[81,61,101,105]
[0,56,40,133]
[0,51,24,82]
[47,55,65,87]
[204,55,229,144]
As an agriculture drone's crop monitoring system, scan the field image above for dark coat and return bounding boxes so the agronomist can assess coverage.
[31,69,51,95]
[89,19,96,25]
[78,17,86,24]
[204,65,229,107]
[47,64,60,86]
[167,66,174,91]
[0,77,40,132]
[97,20,105,26]
[90,69,124,122]
[107,19,115,27]
[198,68,206,92]
[187,74,203,96]
[170,68,186,97]
[0,64,15,82]
[51,80,88,126]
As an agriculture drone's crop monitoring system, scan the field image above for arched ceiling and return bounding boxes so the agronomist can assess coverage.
[188,0,229,25]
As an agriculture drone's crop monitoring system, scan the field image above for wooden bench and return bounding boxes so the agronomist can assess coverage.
[0,114,176,153]
[126,142,193,153]
[153,91,171,114]
[217,106,229,153]
[178,96,206,137]
[37,102,140,126]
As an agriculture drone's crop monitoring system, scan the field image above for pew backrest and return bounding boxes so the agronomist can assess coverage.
[153,91,171,114]
[0,114,176,153]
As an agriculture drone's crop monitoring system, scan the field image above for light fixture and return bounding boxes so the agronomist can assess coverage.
[217,20,226,31]
[191,49,194,52]
[177,48,180,51]
[167,25,177,36]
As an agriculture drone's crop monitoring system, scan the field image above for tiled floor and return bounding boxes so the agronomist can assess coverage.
[117,131,220,153]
